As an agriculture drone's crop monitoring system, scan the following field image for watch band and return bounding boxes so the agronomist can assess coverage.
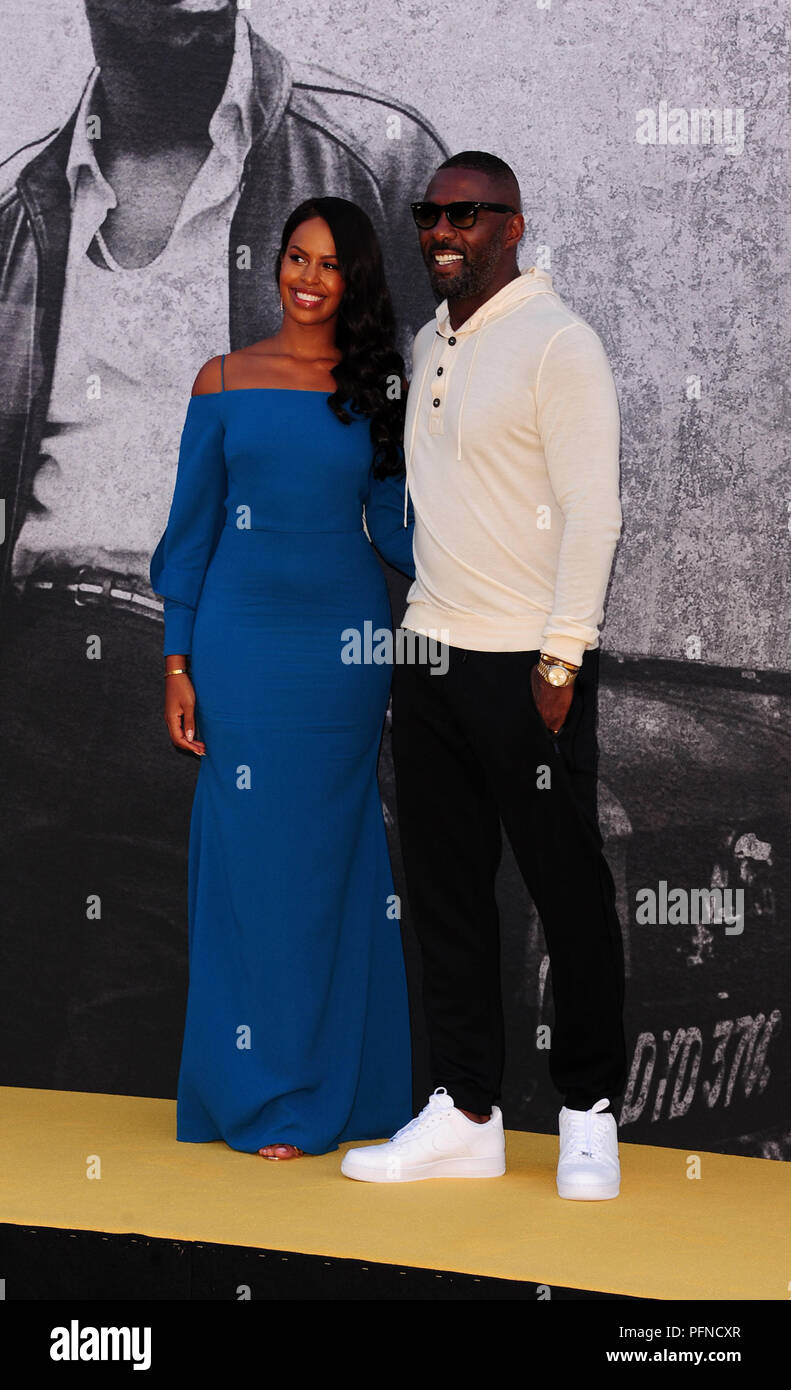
[540,651,580,671]
[537,654,579,686]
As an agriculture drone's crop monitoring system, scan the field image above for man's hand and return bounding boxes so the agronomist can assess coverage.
[530,662,573,735]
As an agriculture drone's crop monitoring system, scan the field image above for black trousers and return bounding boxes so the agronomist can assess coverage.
[390,640,627,1114]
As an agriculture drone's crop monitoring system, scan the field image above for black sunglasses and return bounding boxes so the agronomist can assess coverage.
[410,200,518,230]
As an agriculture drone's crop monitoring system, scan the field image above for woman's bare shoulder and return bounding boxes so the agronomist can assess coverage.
[190,356,224,396]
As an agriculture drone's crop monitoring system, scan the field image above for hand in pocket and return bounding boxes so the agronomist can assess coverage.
[529,662,573,736]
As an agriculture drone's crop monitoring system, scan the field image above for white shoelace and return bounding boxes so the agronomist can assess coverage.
[390,1086,455,1144]
[564,1098,612,1158]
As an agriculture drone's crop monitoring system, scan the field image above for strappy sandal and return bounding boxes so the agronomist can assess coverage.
[258,1143,304,1160]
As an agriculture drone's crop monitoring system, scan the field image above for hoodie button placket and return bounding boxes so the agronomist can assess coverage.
[429,334,456,435]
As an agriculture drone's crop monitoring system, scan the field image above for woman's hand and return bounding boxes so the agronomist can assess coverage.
[164,667,206,756]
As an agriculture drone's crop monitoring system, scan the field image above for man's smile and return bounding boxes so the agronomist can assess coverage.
[431,250,465,269]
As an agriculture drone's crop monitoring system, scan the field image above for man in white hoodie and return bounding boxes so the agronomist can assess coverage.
[342,151,627,1199]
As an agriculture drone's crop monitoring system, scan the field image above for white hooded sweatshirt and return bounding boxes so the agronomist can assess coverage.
[399,265,622,668]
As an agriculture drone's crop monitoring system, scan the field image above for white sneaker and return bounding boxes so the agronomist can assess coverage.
[341,1087,506,1182]
[556,1097,620,1200]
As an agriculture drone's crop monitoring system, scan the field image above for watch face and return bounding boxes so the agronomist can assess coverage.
[549,668,566,686]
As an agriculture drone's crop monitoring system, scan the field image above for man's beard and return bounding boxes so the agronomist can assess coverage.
[427,236,505,302]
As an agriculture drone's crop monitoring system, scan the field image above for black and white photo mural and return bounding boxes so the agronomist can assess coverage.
[1,0,787,1161]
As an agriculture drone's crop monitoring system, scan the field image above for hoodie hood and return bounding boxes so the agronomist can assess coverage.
[402,265,556,525]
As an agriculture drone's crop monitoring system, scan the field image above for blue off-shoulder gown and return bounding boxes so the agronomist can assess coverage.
[149,383,416,1155]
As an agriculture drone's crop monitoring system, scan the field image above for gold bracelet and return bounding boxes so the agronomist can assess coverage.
[540,651,580,671]
[165,667,188,677]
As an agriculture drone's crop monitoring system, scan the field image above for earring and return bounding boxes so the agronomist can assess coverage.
[279,296,283,312]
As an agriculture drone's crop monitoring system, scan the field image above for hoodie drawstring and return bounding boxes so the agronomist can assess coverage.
[456,330,484,462]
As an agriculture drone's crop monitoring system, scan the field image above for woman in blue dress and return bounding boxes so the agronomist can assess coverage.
[149,198,415,1160]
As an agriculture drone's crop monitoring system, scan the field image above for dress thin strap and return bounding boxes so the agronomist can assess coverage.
[220,353,225,391]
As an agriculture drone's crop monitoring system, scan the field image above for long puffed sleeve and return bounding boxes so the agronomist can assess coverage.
[363,464,415,579]
[149,394,228,656]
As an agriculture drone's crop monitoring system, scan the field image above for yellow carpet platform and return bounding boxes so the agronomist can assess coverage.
[2,1086,788,1300]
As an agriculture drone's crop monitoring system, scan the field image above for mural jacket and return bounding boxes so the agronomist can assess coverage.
[0,16,446,600]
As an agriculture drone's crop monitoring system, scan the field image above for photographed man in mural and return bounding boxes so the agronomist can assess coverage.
[342,152,628,1199]
[0,0,446,1092]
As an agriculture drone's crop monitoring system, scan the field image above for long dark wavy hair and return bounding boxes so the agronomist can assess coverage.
[274,198,406,479]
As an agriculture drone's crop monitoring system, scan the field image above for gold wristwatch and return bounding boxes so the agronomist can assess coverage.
[538,651,580,687]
